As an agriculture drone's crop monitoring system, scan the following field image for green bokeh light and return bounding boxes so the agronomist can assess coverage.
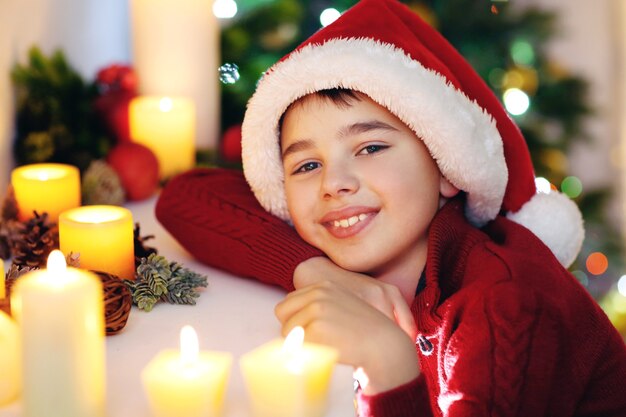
[511,40,535,66]
[561,176,583,198]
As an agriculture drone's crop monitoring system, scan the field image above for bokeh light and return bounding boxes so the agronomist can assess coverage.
[618,275,626,296]
[213,0,237,19]
[611,291,626,314]
[320,8,341,27]
[503,88,530,116]
[534,177,552,194]
[488,67,506,89]
[561,176,583,199]
[586,252,608,276]
[510,40,535,66]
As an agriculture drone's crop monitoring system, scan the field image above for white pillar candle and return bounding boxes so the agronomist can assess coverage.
[0,310,20,405]
[11,250,106,417]
[130,0,219,150]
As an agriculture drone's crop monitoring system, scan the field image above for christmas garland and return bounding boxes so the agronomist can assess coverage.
[0,187,208,335]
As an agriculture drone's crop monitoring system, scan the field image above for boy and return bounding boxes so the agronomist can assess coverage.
[157,0,626,415]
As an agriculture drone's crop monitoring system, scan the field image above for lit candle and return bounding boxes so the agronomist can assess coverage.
[11,163,80,222]
[240,327,338,417]
[130,0,219,150]
[142,325,233,417]
[0,310,20,405]
[59,205,135,279]
[0,259,5,299]
[129,95,196,179]
[11,250,106,417]
[0,260,7,315]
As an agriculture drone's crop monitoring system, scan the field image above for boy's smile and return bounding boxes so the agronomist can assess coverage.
[280,92,457,293]
[319,206,377,239]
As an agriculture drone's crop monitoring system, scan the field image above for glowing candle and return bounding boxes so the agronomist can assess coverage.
[11,163,80,222]
[129,96,196,179]
[0,260,5,299]
[11,250,106,417]
[0,310,20,405]
[130,0,219,149]
[59,205,135,279]
[240,327,338,417]
[142,325,233,417]
[0,260,7,315]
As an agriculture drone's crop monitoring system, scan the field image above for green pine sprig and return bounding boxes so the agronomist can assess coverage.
[124,253,208,312]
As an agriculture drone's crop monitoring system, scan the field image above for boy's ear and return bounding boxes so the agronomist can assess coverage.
[439,176,460,198]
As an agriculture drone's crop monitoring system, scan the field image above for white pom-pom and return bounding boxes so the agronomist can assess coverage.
[506,191,584,268]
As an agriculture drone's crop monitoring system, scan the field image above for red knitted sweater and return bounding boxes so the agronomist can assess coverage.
[156,168,626,417]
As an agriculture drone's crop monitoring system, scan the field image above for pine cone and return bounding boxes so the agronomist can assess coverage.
[0,219,23,260]
[12,212,59,268]
[81,160,125,206]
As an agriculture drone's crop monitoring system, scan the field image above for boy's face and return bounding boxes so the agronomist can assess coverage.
[280,93,448,277]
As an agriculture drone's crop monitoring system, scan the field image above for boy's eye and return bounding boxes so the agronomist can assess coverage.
[357,144,388,155]
[293,161,320,174]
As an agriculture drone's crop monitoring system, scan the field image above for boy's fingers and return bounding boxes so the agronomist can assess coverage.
[275,283,332,324]
[393,301,417,340]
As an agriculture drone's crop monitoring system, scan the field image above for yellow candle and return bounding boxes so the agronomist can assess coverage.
[129,96,196,179]
[130,0,219,149]
[0,310,20,405]
[142,325,233,417]
[59,205,135,279]
[11,163,80,222]
[0,260,5,299]
[11,250,106,417]
[240,327,338,417]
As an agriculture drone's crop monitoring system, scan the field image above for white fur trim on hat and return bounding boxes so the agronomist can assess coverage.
[506,190,584,267]
[242,38,507,227]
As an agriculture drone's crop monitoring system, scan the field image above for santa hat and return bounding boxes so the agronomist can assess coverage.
[241,0,584,267]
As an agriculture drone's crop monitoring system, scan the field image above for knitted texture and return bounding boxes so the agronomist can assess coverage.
[156,169,323,291]
[156,169,626,417]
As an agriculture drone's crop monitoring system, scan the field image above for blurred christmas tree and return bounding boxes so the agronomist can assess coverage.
[219,0,624,309]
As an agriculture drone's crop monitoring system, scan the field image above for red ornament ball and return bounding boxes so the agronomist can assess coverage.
[94,91,136,143]
[107,142,159,201]
[220,124,242,163]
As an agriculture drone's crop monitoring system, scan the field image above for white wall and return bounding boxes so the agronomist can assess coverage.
[0,0,130,192]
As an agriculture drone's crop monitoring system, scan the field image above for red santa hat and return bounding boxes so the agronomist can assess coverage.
[241,0,584,267]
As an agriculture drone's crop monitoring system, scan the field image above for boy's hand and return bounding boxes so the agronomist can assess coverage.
[275,280,420,395]
[294,257,417,340]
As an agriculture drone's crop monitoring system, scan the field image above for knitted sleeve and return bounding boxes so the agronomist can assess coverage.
[356,374,434,417]
[155,168,323,291]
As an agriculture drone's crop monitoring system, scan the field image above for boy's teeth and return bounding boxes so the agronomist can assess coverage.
[332,214,368,228]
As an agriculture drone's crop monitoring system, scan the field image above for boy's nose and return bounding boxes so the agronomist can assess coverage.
[320,164,359,199]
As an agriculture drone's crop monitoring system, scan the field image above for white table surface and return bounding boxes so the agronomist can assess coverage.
[0,195,356,417]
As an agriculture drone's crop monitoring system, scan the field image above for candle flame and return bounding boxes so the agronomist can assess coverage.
[47,250,67,274]
[159,97,173,112]
[37,172,50,181]
[180,325,199,366]
[282,326,304,355]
